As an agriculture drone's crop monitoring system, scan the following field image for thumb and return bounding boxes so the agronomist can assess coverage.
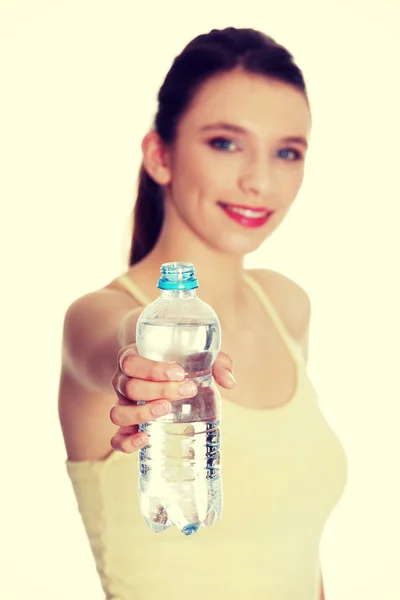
[213,351,236,389]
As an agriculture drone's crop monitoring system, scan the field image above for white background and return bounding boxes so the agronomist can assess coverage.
[1,1,399,598]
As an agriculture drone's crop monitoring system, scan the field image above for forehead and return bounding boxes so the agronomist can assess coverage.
[180,69,311,138]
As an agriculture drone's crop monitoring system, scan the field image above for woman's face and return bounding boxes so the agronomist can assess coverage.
[148,68,311,256]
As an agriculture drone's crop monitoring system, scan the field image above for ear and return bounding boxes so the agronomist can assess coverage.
[141,131,172,186]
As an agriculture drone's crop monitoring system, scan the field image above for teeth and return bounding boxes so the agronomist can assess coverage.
[225,206,268,219]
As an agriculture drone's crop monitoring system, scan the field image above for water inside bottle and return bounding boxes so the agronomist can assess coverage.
[139,419,222,535]
[137,321,222,535]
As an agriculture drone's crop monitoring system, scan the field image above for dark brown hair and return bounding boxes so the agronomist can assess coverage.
[129,27,308,265]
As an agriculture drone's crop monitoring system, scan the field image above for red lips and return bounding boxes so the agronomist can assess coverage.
[218,202,274,228]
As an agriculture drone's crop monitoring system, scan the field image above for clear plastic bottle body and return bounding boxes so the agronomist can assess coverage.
[136,265,222,535]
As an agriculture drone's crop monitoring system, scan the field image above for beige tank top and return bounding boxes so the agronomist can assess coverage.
[66,272,348,600]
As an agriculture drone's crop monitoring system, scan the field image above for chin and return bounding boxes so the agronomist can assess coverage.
[212,231,273,256]
[207,207,283,255]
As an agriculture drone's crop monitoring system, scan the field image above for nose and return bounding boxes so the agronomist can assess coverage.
[238,155,276,197]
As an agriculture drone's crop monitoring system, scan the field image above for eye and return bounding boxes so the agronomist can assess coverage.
[278,148,303,161]
[208,137,238,152]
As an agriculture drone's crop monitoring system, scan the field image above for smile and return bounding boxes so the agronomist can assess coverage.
[218,202,274,228]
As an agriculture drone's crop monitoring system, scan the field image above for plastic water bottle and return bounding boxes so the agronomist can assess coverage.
[136,262,222,536]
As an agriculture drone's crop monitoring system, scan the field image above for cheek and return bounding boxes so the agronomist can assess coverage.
[174,161,225,208]
[279,167,305,202]
[180,146,233,191]
[174,151,205,189]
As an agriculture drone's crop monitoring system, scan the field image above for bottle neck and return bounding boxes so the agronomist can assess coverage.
[160,289,197,300]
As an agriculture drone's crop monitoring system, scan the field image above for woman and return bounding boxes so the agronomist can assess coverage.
[59,27,347,600]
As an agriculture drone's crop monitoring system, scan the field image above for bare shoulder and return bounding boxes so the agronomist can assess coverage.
[105,265,155,303]
[247,268,311,340]
[65,278,141,325]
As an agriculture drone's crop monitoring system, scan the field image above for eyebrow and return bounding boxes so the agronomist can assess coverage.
[200,122,309,149]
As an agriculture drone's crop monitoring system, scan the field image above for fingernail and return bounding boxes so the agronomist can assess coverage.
[227,371,237,385]
[133,434,145,446]
[119,349,130,371]
[165,366,185,381]
[179,381,197,396]
[151,401,172,416]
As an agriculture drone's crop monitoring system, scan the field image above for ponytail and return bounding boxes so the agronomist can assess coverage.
[129,163,164,266]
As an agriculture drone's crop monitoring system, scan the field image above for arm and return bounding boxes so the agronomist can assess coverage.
[61,287,142,393]
[59,285,236,461]
[59,287,143,460]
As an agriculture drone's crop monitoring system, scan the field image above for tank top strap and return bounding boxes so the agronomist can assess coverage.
[242,271,304,365]
[115,274,151,306]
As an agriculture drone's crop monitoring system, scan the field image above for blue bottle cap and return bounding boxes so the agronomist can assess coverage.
[157,262,199,290]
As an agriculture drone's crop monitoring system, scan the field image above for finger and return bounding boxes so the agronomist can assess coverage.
[110,396,173,426]
[118,346,186,382]
[111,427,149,453]
[213,351,236,389]
[117,424,138,435]
[114,373,197,402]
